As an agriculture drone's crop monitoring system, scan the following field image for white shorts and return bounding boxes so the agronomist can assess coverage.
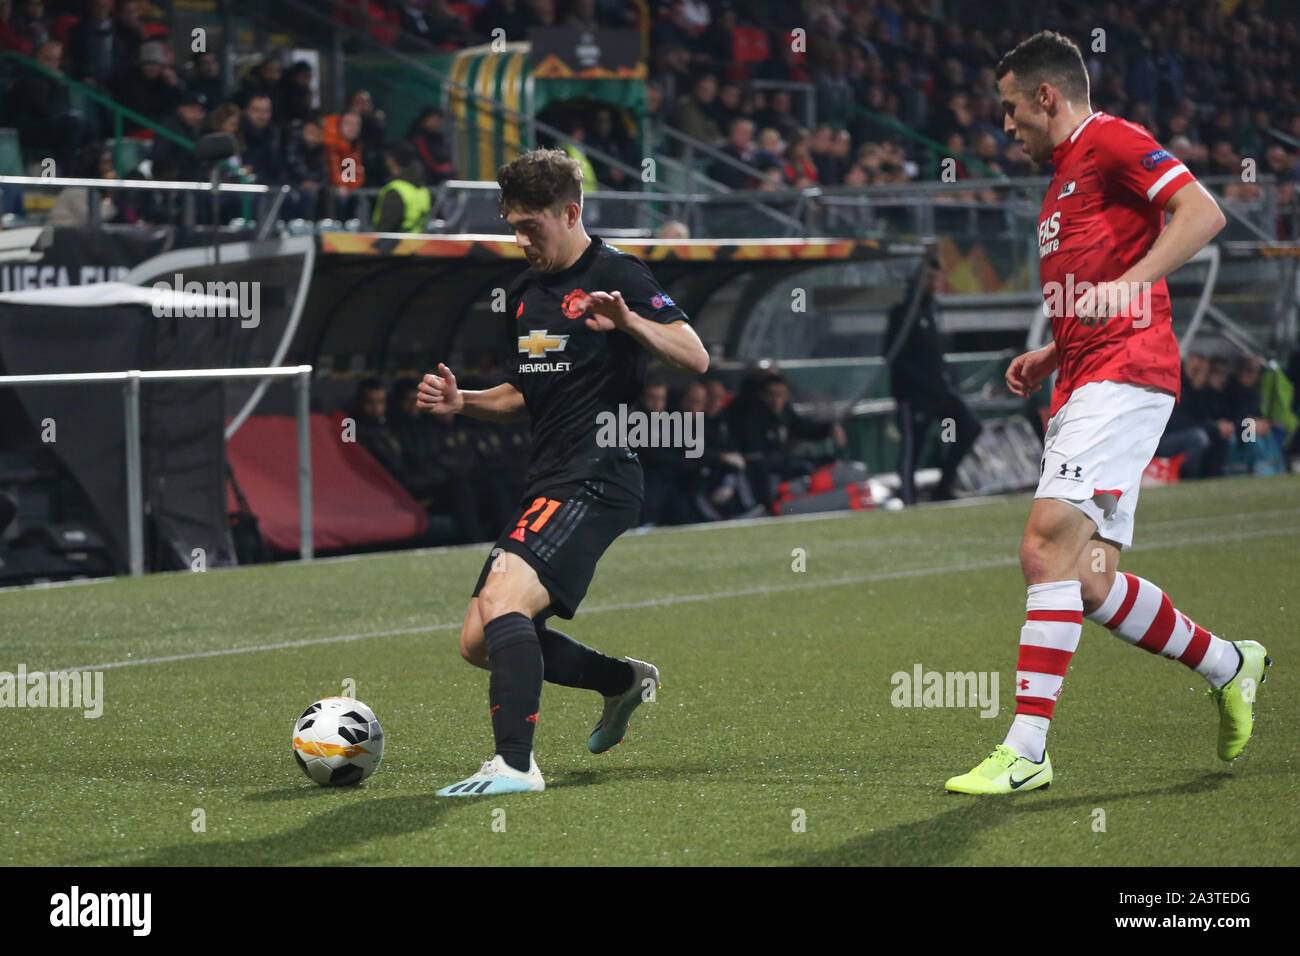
[1033,380,1175,549]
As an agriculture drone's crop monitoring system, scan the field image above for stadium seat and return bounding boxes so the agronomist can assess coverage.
[0,128,24,176]
[108,137,150,174]
[225,412,428,554]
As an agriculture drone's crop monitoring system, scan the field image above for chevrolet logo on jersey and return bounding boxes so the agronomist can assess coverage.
[517,329,571,373]
[519,330,569,357]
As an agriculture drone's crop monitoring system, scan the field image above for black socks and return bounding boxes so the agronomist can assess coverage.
[483,612,543,773]
[536,619,635,697]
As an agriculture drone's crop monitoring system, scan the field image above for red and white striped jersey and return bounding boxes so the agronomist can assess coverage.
[1036,111,1196,415]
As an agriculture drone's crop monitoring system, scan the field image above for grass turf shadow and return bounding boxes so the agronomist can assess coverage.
[769,771,1231,866]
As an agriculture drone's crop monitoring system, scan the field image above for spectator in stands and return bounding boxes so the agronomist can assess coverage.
[348,89,387,180]
[408,106,453,184]
[399,0,474,50]
[1267,144,1300,183]
[113,0,144,64]
[657,219,689,239]
[699,369,728,413]
[185,51,227,110]
[652,1,700,60]
[48,141,117,226]
[680,377,760,522]
[807,124,837,184]
[282,115,326,220]
[0,0,32,54]
[150,91,204,182]
[387,378,487,543]
[697,5,737,74]
[10,0,51,54]
[730,368,846,514]
[713,81,744,132]
[239,93,283,185]
[781,130,818,187]
[560,117,599,188]
[673,72,722,146]
[709,117,757,189]
[1196,355,1238,478]
[1224,354,1285,474]
[1156,353,1214,480]
[276,61,315,125]
[753,127,785,168]
[973,132,1004,176]
[757,36,810,86]
[587,106,636,191]
[6,39,86,174]
[352,377,412,490]
[196,102,249,220]
[372,142,429,233]
[116,40,181,131]
[756,87,802,142]
[323,109,365,218]
[636,376,695,526]
[652,41,692,98]
[886,258,982,505]
[812,43,854,127]
[235,55,281,110]
[66,0,129,90]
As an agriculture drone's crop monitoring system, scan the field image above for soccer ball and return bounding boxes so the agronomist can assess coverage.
[291,697,384,786]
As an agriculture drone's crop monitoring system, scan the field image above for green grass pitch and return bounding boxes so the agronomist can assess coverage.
[1,475,1296,866]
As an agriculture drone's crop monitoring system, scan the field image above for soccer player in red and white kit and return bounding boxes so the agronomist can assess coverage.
[945,32,1271,794]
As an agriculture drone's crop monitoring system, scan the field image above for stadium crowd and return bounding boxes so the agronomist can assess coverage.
[0,1,1296,233]
[0,0,1295,530]
[0,1,456,226]
[348,364,865,541]
[1159,351,1298,479]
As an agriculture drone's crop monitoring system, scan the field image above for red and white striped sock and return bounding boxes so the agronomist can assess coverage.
[1003,580,1082,763]
[1086,572,1240,688]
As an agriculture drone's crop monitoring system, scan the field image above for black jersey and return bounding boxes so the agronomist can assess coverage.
[503,235,689,498]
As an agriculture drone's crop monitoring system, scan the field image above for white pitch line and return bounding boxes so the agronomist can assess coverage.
[44,521,1300,675]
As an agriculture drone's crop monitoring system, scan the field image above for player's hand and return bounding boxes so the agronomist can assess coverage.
[830,421,847,447]
[585,290,634,331]
[417,363,463,414]
[1005,345,1057,397]
[1075,280,1131,327]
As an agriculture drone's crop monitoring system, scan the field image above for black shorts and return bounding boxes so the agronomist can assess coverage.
[472,477,642,619]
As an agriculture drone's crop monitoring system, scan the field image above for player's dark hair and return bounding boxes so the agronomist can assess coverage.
[996,31,1090,104]
[497,148,583,217]
[356,377,384,395]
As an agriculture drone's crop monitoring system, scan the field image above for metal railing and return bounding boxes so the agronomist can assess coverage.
[0,175,274,231]
[0,365,314,576]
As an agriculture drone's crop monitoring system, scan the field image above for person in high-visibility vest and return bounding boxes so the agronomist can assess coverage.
[372,142,432,233]
[561,119,599,190]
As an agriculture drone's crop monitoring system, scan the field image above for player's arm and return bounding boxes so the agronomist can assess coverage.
[1079,133,1226,324]
[417,363,530,422]
[1114,181,1227,289]
[585,290,709,374]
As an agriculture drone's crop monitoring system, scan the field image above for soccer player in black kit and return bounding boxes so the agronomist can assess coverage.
[420,149,709,796]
